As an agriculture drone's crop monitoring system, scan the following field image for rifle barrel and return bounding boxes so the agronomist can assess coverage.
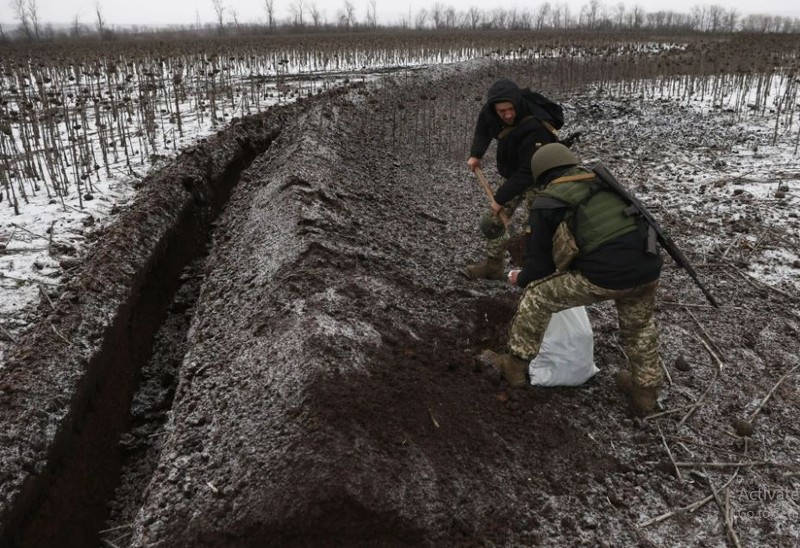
[592,163,720,308]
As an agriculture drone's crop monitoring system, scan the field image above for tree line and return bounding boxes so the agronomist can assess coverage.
[1,0,798,42]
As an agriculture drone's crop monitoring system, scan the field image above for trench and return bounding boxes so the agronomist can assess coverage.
[4,131,279,548]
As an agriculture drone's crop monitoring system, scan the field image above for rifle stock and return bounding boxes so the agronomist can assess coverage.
[592,163,720,308]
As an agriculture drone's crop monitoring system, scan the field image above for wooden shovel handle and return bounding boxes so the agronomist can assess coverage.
[474,167,510,230]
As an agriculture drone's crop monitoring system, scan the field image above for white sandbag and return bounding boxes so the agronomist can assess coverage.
[528,306,598,387]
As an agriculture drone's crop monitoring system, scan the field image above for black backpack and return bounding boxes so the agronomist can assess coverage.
[521,89,564,130]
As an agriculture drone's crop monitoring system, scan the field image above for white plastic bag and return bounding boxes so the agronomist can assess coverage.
[528,306,598,387]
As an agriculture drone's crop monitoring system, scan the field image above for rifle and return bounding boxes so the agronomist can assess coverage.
[559,131,582,148]
[473,167,510,230]
[592,163,720,308]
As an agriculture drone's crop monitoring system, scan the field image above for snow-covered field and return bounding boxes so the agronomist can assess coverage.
[571,76,799,294]
[0,68,379,362]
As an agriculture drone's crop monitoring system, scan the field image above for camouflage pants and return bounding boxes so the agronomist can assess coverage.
[507,271,663,389]
[479,183,538,260]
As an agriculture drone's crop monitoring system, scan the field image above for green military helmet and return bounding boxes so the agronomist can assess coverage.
[531,143,580,182]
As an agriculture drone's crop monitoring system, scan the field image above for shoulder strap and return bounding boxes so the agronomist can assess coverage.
[498,115,558,140]
[549,172,597,185]
[541,120,559,139]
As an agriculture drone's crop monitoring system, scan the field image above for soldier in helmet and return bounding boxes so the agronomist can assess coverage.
[483,143,664,416]
[464,79,563,280]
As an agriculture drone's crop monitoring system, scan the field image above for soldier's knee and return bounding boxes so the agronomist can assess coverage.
[479,213,506,239]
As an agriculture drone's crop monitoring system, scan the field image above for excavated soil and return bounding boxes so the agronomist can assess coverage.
[1,61,799,547]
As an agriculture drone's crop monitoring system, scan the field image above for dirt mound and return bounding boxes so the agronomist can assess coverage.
[126,87,619,545]
[130,68,798,547]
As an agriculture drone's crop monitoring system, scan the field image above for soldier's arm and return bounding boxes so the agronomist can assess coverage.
[516,206,566,288]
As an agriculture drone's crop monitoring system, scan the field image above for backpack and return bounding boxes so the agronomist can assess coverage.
[521,89,565,131]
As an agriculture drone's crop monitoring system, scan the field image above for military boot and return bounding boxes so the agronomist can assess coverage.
[616,371,660,416]
[464,257,504,280]
[483,350,528,388]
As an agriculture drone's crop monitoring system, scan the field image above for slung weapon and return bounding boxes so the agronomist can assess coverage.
[592,163,720,308]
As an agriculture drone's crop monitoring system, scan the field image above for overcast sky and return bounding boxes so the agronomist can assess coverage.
[1,0,798,29]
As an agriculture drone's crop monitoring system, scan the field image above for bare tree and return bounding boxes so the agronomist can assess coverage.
[466,6,482,29]
[230,7,240,30]
[342,0,355,28]
[94,1,107,36]
[508,8,519,28]
[613,2,625,27]
[72,12,82,36]
[430,2,444,29]
[11,0,33,40]
[628,3,644,28]
[212,0,225,33]
[309,2,322,27]
[645,11,661,28]
[723,8,739,32]
[414,8,428,29]
[706,4,724,32]
[549,4,562,29]
[779,16,798,32]
[444,6,457,28]
[365,0,377,28]
[27,0,39,39]
[289,0,305,27]
[689,5,706,31]
[263,0,276,30]
[516,8,532,29]
[560,3,572,27]
[492,8,509,29]
[535,2,550,29]
[582,0,601,29]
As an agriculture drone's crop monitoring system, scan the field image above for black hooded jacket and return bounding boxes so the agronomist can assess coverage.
[469,79,560,205]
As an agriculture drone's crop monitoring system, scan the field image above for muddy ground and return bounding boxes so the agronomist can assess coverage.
[2,60,799,547]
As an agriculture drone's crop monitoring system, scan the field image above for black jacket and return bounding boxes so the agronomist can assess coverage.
[516,167,663,290]
[469,79,560,205]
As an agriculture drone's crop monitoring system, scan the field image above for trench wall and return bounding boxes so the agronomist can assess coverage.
[0,108,292,547]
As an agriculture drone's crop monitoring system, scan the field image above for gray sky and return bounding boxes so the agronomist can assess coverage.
[2,0,798,29]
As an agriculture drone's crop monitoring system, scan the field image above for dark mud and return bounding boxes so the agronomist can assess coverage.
[2,60,800,548]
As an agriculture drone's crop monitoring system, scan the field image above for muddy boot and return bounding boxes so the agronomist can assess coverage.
[482,350,528,388]
[464,257,504,280]
[616,371,660,416]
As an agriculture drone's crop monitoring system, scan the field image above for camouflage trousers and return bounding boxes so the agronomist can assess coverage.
[508,271,663,389]
[479,184,538,260]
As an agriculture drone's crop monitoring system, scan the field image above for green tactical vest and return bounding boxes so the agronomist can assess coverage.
[538,167,639,255]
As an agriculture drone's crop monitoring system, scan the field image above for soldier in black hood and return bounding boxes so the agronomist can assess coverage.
[465,78,563,280]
